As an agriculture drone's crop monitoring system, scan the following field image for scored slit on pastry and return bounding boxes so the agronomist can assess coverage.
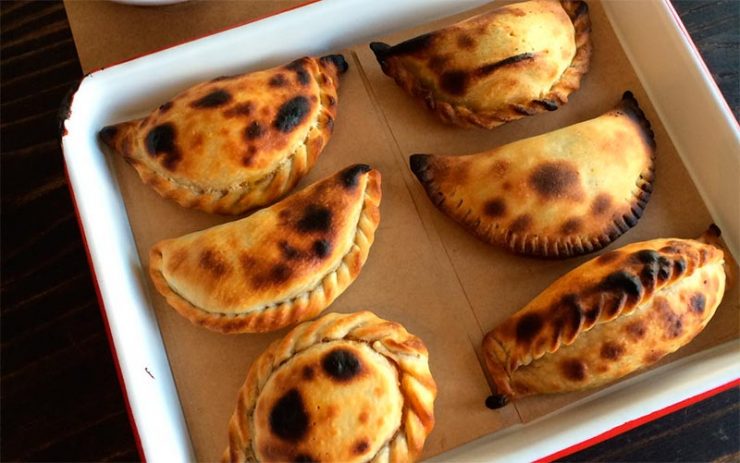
[100,55,348,214]
[370,0,591,128]
[482,226,731,405]
[410,91,656,258]
[149,164,381,334]
[223,311,437,463]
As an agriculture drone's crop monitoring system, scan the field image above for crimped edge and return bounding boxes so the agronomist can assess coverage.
[372,0,592,129]
[222,311,437,462]
[409,92,656,258]
[482,232,727,402]
[148,170,381,334]
[104,56,344,215]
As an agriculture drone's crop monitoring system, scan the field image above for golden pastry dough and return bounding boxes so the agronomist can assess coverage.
[410,92,655,257]
[482,227,729,405]
[223,311,437,463]
[370,0,591,128]
[149,164,381,334]
[100,55,348,214]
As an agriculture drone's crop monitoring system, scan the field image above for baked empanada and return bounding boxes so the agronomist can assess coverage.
[410,92,655,257]
[370,0,591,128]
[100,55,348,214]
[482,227,729,406]
[149,164,381,333]
[223,311,436,463]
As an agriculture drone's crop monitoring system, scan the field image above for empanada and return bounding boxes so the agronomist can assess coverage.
[482,227,729,406]
[410,92,655,257]
[223,311,436,463]
[100,55,348,214]
[370,0,591,128]
[149,164,381,334]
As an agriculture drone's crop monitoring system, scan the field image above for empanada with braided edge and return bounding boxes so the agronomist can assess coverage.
[482,226,730,405]
[223,311,436,463]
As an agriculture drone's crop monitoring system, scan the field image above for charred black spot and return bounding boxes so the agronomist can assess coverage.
[353,440,369,455]
[192,89,232,108]
[560,217,582,234]
[599,271,643,300]
[270,264,292,283]
[145,123,176,156]
[279,241,301,260]
[475,53,535,77]
[245,121,265,140]
[673,259,686,276]
[293,454,317,463]
[516,313,543,343]
[561,359,587,381]
[591,193,612,215]
[273,96,311,132]
[145,123,181,169]
[224,102,254,118]
[286,59,311,85]
[320,54,349,74]
[634,249,660,264]
[159,101,173,112]
[322,348,361,381]
[639,264,658,290]
[484,198,507,217]
[509,214,532,234]
[657,256,672,281]
[270,389,309,441]
[313,239,331,258]
[600,342,624,360]
[386,32,434,57]
[341,164,371,188]
[689,293,706,314]
[485,394,509,409]
[409,154,431,182]
[296,205,332,233]
[302,366,315,380]
[554,294,584,337]
[327,95,337,107]
[584,306,600,325]
[660,301,683,338]
[529,161,581,200]
[534,99,558,111]
[99,125,118,145]
[440,70,468,96]
[617,91,656,151]
[269,74,287,87]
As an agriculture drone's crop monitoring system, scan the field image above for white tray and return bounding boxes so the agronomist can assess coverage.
[61,1,740,461]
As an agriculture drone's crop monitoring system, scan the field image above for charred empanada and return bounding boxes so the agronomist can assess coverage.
[223,311,436,463]
[410,92,655,257]
[149,164,381,334]
[370,0,591,128]
[100,55,348,214]
[482,227,729,406]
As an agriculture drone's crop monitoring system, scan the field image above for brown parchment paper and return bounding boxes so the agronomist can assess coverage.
[70,0,739,460]
[354,0,739,422]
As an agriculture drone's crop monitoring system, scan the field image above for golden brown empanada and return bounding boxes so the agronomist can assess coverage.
[482,227,729,406]
[370,0,591,128]
[100,55,348,214]
[410,92,655,257]
[149,164,381,334]
[223,311,436,463]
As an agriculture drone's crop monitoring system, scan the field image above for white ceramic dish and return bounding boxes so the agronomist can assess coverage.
[61,1,739,461]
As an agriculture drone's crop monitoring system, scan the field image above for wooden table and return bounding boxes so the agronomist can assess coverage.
[1,1,737,461]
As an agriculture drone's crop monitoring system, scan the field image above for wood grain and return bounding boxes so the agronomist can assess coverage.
[0,0,737,461]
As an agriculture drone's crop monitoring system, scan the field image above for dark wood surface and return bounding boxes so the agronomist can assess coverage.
[1,1,737,461]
